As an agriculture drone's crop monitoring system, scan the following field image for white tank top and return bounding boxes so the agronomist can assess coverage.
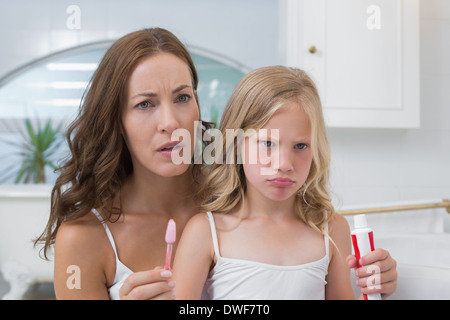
[202,211,330,300]
[92,209,133,300]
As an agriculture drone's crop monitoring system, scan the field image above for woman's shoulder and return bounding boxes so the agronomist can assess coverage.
[54,210,114,272]
[54,211,113,298]
[55,211,108,254]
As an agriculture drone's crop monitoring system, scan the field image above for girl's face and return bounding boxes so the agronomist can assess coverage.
[242,102,313,202]
[122,53,199,177]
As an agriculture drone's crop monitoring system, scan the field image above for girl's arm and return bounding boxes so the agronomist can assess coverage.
[324,213,356,299]
[325,214,398,299]
[172,213,215,299]
[346,248,398,299]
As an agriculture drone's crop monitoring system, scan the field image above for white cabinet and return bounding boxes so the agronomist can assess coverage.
[282,0,420,128]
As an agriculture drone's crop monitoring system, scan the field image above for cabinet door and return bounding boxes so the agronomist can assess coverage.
[284,0,420,128]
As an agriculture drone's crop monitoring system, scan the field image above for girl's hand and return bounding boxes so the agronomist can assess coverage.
[119,267,176,300]
[346,248,397,299]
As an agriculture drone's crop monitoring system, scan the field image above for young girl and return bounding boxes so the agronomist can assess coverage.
[173,66,397,299]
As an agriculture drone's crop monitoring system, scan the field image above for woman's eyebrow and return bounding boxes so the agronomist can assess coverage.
[172,84,192,93]
[131,84,192,100]
[132,91,156,100]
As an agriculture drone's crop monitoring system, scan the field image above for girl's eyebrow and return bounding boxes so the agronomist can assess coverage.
[131,84,192,100]
[256,132,311,142]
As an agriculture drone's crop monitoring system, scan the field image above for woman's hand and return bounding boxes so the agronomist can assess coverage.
[346,248,397,299]
[119,267,176,300]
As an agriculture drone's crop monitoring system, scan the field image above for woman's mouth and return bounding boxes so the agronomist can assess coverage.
[267,177,295,187]
[158,141,183,158]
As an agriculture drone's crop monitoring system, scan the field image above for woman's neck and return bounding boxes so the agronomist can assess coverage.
[120,167,199,217]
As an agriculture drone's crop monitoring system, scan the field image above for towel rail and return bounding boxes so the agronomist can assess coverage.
[338,199,450,216]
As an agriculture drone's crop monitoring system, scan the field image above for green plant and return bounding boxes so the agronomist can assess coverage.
[0,118,64,184]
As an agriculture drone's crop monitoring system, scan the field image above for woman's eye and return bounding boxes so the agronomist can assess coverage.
[136,101,151,109]
[176,94,190,103]
[295,143,307,150]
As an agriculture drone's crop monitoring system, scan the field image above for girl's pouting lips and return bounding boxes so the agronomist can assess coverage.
[267,177,295,187]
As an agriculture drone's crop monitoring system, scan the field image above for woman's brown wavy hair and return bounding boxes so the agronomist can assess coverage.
[35,28,213,259]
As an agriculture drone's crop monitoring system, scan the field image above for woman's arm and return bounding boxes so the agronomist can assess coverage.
[54,220,111,299]
[172,213,215,299]
[118,268,175,300]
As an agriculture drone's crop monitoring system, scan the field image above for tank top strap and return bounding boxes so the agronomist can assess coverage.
[91,208,120,257]
[324,223,330,258]
[206,211,221,258]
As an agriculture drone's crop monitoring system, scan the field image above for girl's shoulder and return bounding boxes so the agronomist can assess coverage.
[328,213,351,237]
[210,208,242,230]
[185,211,208,225]
[187,211,238,228]
[182,212,214,239]
[327,213,352,258]
[177,212,216,261]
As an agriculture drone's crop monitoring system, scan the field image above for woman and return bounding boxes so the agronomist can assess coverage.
[36,28,213,299]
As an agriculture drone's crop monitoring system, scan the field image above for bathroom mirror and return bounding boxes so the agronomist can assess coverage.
[0,40,248,184]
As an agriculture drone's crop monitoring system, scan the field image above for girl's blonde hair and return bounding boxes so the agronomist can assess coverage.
[199,66,334,235]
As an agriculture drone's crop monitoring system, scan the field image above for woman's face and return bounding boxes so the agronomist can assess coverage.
[122,52,199,177]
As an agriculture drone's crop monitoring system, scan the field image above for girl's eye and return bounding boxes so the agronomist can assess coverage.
[260,141,274,147]
[295,143,307,150]
[176,94,191,103]
[136,101,152,109]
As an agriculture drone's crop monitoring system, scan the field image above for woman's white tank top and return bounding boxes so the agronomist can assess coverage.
[92,209,133,300]
[201,211,330,300]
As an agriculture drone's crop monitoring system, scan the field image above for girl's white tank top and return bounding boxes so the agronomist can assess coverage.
[202,211,330,300]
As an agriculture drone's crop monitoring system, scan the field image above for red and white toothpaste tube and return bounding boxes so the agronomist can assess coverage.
[351,214,382,300]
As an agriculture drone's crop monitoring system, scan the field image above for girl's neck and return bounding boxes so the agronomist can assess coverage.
[240,188,297,220]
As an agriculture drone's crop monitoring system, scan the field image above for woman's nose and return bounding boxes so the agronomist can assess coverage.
[157,103,180,134]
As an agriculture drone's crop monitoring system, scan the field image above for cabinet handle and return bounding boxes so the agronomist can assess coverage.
[309,46,317,54]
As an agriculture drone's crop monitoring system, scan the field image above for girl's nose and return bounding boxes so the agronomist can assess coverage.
[274,148,294,173]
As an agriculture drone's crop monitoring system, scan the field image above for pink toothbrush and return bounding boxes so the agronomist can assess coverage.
[164,219,176,271]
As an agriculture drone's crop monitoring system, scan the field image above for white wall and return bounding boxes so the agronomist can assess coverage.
[0,0,280,78]
[0,0,448,210]
[329,0,450,210]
